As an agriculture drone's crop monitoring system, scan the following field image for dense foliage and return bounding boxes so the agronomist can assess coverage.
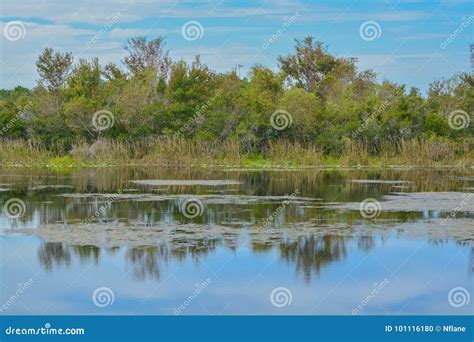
[0,36,472,157]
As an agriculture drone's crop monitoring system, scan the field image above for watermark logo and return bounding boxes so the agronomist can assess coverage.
[174,278,212,315]
[440,16,474,50]
[270,110,293,131]
[0,278,34,313]
[173,97,213,138]
[359,198,381,219]
[0,101,34,136]
[262,190,299,226]
[85,192,122,224]
[359,21,381,41]
[92,110,115,131]
[4,322,85,335]
[262,12,299,49]
[92,287,115,307]
[270,287,292,307]
[84,12,122,50]
[351,99,391,139]
[352,278,389,315]
[181,21,204,41]
[447,109,470,130]
[448,287,470,308]
[3,21,26,41]
[440,192,472,227]
[180,198,204,219]
[2,198,26,219]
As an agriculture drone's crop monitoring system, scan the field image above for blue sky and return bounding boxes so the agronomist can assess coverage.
[0,0,472,92]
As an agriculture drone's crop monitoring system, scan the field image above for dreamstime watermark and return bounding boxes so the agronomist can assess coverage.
[440,16,474,50]
[447,109,470,130]
[352,278,389,315]
[448,287,470,308]
[270,110,293,131]
[92,109,115,131]
[262,12,300,49]
[174,278,212,315]
[270,287,293,308]
[5,323,85,336]
[85,192,122,224]
[2,198,26,219]
[181,21,204,41]
[84,12,121,50]
[262,190,299,226]
[440,192,472,227]
[351,99,390,138]
[92,287,115,308]
[0,278,34,312]
[180,198,204,219]
[0,101,34,136]
[359,198,382,219]
[174,98,213,138]
[3,21,26,41]
[359,21,381,41]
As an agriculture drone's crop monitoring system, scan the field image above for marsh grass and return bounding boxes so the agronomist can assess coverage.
[0,137,471,168]
[0,140,53,166]
[378,137,472,166]
[142,137,243,166]
[71,139,133,164]
[266,140,323,166]
[341,141,370,166]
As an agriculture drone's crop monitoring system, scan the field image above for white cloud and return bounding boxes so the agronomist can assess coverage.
[109,28,167,39]
[1,0,145,24]
[1,0,432,25]
[0,21,119,87]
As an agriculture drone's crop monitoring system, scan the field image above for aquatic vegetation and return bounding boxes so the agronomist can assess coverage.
[0,140,52,166]
[0,36,471,169]
[0,137,471,168]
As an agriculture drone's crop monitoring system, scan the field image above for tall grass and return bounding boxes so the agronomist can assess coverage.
[71,139,134,164]
[266,140,323,166]
[338,137,472,167]
[341,141,370,166]
[378,137,472,166]
[0,137,471,168]
[143,137,243,166]
[0,140,52,165]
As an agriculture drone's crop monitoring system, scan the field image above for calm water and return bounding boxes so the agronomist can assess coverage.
[0,167,472,315]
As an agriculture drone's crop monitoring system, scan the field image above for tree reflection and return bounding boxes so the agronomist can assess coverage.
[35,229,467,284]
[279,235,349,283]
[37,243,72,271]
[125,246,168,281]
[36,233,357,282]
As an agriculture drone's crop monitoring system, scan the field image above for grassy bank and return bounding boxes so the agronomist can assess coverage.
[0,138,472,169]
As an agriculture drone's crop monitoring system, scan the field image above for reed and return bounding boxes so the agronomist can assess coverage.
[142,137,243,166]
[266,140,323,166]
[0,140,52,165]
[378,137,472,166]
[340,141,370,166]
[71,139,133,164]
[0,137,471,168]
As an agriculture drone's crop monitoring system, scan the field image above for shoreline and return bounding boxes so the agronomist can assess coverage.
[0,160,472,170]
[0,138,472,170]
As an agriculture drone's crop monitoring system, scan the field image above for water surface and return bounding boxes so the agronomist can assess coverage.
[0,167,472,315]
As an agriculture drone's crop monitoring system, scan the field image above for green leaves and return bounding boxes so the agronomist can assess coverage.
[0,36,470,158]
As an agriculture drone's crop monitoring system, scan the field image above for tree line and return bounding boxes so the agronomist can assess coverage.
[0,36,472,156]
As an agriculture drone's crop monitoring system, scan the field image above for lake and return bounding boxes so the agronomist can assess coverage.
[0,167,472,315]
